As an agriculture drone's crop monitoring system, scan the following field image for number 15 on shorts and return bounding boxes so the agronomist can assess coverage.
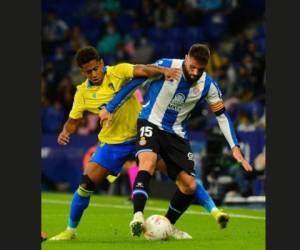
[140,126,153,137]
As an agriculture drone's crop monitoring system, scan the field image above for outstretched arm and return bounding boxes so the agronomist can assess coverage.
[98,77,148,124]
[107,77,147,113]
[99,59,180,123]
[215,112,253,172]
[133,64,181,81]
[206,82,253,172]
[103,59,179,113]
[57,118,81,145]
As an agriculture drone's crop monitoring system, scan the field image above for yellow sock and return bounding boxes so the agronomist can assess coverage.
[106,174,120,183]
[211,208,221,220]
[77,186,93,197]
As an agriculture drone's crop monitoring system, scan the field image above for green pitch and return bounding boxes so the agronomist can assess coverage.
[42,192,265,250]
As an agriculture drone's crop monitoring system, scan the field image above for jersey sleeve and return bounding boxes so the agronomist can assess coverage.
[106,77,148,112]
[115,63,134,80]
[109,63,135,91]
[69,88,85,119]
[206,81,239,148]
[205,82,225,116]
[152,58,172,68]
[215,113,239,149]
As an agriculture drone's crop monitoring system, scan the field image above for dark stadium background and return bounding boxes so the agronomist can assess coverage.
[41,0,265,206]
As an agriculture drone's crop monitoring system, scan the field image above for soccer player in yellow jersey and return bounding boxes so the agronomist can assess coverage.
[49,46,180,241]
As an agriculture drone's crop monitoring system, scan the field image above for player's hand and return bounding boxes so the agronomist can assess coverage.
[99,106,113,127]
[57,131,70,145]
[231,146,253,172]
[163,68,181,81]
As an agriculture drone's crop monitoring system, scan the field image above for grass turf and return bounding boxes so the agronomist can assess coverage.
[42,192,265,250]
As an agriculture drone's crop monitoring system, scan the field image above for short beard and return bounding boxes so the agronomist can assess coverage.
[182,63,200,83]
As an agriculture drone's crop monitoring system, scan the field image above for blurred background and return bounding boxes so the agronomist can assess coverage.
[41,0,265,207]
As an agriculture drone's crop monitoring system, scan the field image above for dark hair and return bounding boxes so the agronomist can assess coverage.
[75,46,101,68]
[188,44,210,65]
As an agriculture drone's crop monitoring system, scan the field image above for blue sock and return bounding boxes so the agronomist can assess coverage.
[68,188,91,229]
[195,179,217,213]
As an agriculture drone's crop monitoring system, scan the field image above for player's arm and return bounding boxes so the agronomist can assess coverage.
[99,59,177,122]
[133,64,181,81]
[98,77,148,124]
[58,118,81,145]
[99,69,171,122]
[58,89,84,145]
[206,83,253,172]
[101,59,175,113]
[106,77,148,112]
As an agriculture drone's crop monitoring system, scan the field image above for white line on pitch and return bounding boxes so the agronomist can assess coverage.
[42,198,265,221]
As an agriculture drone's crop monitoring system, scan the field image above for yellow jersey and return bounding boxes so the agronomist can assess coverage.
[69,63,141,144]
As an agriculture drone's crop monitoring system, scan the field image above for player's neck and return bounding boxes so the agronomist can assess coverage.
[87,77,104,86]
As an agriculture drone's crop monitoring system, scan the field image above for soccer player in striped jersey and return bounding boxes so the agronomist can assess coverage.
[49,46,181,240]
[99,44,253,239]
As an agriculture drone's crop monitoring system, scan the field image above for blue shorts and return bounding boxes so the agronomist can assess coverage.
[89,140,137,176]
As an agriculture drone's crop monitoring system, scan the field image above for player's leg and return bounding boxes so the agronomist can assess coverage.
[49,161,110,240]
[130,119,160,237]
[130,151,157,236]
[157,158,221,215]
[158,136,229,228]
[156,158,168,175]
[166,171,196,224]
[68,162,110,229]
[172,173,229,231]
[163,171,194,240]
[123,159,139,195]
[195,179,229,228]
[50,142,131,241]
[158,134,196,239]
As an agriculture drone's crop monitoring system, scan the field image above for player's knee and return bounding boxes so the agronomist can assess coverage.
[139,161,156,175]
[139,158,156,173]
[78,174,96,196]
[179,180,196,195]
[189,180,197,193]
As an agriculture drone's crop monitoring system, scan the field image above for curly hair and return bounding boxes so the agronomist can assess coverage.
[75,46,101,68]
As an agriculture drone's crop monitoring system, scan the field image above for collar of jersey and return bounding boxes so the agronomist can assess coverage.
[87,66,107,87]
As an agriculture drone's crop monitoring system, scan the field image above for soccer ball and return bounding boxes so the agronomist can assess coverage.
[143,215,173,240]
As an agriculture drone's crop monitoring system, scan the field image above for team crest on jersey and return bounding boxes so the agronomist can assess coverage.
[192,86,200,95]
[168,93,185,112]
[108,83,115,91]
[139,136,147,146]
[92,93,97,98]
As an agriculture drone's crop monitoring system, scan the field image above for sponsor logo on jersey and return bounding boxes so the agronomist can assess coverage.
[168,93,186,112]
[187,152,194,160]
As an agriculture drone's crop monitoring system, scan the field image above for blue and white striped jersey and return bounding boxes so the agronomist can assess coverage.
[105,58,239,148]
[140,58,224,140]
